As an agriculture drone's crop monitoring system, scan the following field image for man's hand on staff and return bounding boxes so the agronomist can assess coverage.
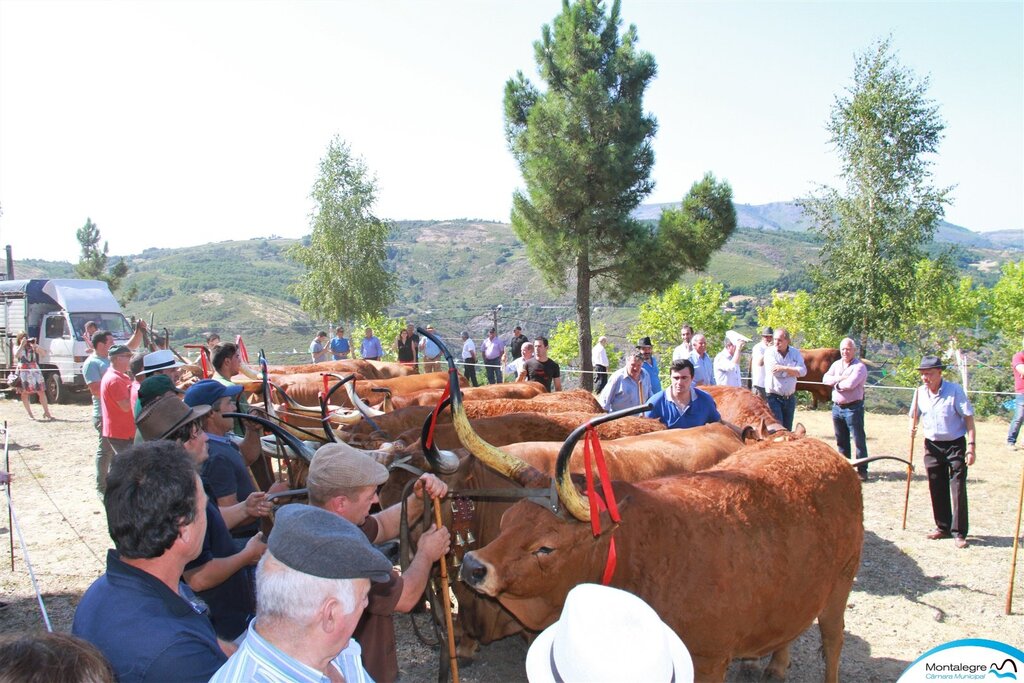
[414,473,449,500]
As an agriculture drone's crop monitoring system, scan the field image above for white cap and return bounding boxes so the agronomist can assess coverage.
[725,330,750,346]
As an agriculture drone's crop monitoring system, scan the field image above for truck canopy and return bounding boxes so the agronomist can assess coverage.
[0,279,57,305]
[42,279,122,313]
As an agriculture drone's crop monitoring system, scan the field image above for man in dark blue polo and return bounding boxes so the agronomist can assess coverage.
[647,358,721,430]
[73,441,228,682]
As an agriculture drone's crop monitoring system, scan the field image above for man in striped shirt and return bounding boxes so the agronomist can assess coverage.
[209,504,393,683]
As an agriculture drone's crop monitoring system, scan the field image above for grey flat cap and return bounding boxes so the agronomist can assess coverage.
[269,504,392,582]
[308,442,389,492]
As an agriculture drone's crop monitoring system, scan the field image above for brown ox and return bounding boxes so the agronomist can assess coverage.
[705,385,804,437]
[264,359,416,379]
[798,348,841,408]
[392,376,750,661]
[253,371,464,409]
[388,381,547,409]
[460,437,863,682]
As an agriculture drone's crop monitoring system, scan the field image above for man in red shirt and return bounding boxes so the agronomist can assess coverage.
[101,345,136,453]
[1008,344,1024,450]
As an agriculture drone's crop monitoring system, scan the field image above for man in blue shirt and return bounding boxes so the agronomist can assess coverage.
[648,359,721,430]
[73,441,228,682]
[420,324,443,373]
[599,350,652,413]
[360,328,384,361]
[330,326,351,360]
[688,334,716,387]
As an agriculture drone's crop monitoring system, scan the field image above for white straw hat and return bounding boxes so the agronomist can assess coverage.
[725,330,751,345]
[525,583,693,683]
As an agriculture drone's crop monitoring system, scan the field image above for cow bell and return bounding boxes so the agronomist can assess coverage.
[455,532,466,547]
[465,531,476,545]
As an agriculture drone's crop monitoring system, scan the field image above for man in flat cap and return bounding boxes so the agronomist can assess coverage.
[100,345,137,455]
[910,355,976,549]
[73,441,228,682]
[210,504,392,683]
[308,442,450,683]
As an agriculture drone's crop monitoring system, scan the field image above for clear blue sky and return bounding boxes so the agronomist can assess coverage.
[1,0,1021,264]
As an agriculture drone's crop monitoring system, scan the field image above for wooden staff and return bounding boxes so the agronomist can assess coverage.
[433,499,460,683]
[902,388,919,530]
[1006,461,1024,614]
[5,421,12,571]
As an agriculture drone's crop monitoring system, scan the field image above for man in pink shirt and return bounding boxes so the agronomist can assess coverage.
[101,345,136,454]
[822,337,869,482]
[1008,344,1024,450]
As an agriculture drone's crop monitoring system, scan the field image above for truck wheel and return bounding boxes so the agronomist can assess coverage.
[45,372,63,404]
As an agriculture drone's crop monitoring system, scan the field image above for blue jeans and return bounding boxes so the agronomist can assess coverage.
[1008,393,1024,445]
[832,401,868,473]
[767,393,796,431]
[484,359,503,385]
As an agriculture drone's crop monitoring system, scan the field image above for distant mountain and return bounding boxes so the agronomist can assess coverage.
[633,200,1020,250]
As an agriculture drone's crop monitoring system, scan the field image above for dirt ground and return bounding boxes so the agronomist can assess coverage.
[1,394,1022,681]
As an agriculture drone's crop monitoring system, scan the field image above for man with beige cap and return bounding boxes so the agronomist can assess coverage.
[307,442,450,683]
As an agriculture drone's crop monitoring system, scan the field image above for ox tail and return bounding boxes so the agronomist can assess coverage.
[416,326,544,486]
[850,455,914,470]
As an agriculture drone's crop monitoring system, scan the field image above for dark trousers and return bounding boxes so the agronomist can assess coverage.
[485,359,503,385]
[463,360,479,387]
[832,401,868,473]
[767,393,796,431]
[594,365,608,394]
[93,415,114,495]
[924,436,969,537]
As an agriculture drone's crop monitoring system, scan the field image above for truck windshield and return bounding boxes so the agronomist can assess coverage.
[70,314,133,342]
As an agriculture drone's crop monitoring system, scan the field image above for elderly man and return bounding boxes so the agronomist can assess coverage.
[460,331,479,387]
[750,326,774,399]
[592,335,610,394]
[713,333,745,387]
[911,355,976,549]
[481,327,505,385]
[309,331,331,363]
[598,350,652,413]
[508,341,535,380]
[307,443,450,682]
[209,504,392,683]
[420,325,443,373]
[73,441,229,682]
[763,328,806,431]
[101,345,136,455]
[136,396,270,641]
[823,338,869,482]
[688,334,715,387]
[647,359,721,430]
[360,328,384,362]
[671,324,694,361]
[637,336,662,394]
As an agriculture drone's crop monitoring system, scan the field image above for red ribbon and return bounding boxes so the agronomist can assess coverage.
[425,380,452,450]
[582,423,621,585]
[235,335,249,364]
[199,348,210,379]
[320,373,329,403]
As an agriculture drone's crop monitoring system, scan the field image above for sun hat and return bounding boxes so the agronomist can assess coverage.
[268,504,392,582]
[183,378,243,408]
[138,375,183,407]
[307,442,389,499]
[525,583,693,683]
[135,395,211,441]
[917,355,946,371]
[636,336,654,349]
[140,349,186,375]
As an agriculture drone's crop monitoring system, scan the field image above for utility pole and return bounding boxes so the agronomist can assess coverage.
[491,304,503,336]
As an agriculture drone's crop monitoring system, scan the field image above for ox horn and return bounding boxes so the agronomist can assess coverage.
[416,327,545,486]
[318,373,357,443]
[418,396,460,474]
[554,404,653,522]
[225,411,316,462]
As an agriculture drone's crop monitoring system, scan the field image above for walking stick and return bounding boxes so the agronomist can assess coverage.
[1006,461,1024,614]
[4,421,12,571]
[432,499,460,683]
[902,389,919,530]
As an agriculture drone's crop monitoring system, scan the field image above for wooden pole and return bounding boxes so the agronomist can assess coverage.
[902,388,919,531]
[433,500,460,683]
[5,421,13,571]
[1006,461,1024,614]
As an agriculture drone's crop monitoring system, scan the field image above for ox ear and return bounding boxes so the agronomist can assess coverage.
[741,426,759,443]
[793,423,806,436]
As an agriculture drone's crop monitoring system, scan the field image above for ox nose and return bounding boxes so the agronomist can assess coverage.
[460,552,488,586]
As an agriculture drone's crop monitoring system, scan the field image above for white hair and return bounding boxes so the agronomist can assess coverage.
[256,552,361,625]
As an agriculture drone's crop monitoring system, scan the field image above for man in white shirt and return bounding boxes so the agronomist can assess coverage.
[713,334,745,387]
[460,332,479,387]
[671,324,694,362]
[763,328,807,431]
[509,342,535,380]
[750,326,774,400]
[592,336,610,394]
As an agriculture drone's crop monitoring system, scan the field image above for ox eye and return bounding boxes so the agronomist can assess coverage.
[533,546,554,556]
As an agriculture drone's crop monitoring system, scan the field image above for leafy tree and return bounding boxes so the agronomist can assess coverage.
[504,0,735,389]
[630,278,730,383]
[352,314,405,363]
[988,260,1024,340]
[757,290,840,348]
[901,257,986,352]
[75,218,136,303]
[548,318,619,371]
[802,38,950,348]
[288,137,397,323]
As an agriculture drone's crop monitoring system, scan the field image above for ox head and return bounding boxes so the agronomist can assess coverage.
[460,495,625,631]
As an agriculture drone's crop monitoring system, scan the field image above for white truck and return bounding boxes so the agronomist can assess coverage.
[1,278,135,403]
